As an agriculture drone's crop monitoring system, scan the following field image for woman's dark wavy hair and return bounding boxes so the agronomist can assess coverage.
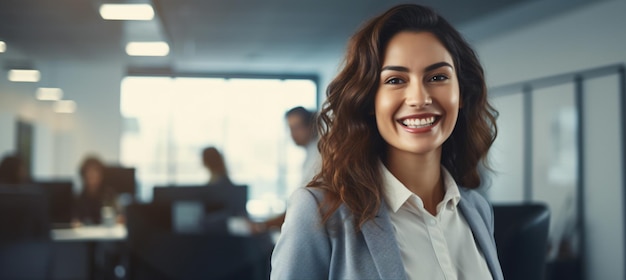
[79,155,105,179]
[308,4,498,229]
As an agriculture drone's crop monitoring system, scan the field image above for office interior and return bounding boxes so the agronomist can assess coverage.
[1,0,625,279]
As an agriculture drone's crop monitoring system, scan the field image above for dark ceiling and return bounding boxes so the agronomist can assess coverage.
[0,0,602,76]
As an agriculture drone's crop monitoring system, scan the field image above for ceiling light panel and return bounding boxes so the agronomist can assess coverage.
[99,4,154,21]
[8,69,41,82]
[54,100,77,113]
[125,42,170,56]
[36,87,64,101]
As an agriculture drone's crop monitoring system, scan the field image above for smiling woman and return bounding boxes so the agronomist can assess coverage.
[271,4,501,280]
[375,31,461,163]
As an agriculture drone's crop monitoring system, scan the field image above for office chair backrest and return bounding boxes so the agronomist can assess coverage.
[0,184,51,241]
[493,203,550,280]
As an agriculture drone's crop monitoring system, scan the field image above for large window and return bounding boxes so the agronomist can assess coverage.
[120,76,317,218]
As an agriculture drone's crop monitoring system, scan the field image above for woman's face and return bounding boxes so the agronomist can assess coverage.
[375,31,460,157]
[287,114,313,147]
[85,165,103,191]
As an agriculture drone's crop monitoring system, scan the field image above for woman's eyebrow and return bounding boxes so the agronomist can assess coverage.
[380,65,409,72]
[424,61,453,72]
[381,62,454,73]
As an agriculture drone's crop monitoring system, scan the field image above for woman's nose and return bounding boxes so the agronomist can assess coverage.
[404,83,432,107]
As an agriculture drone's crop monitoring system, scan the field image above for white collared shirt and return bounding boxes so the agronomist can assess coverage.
[301,139,321,187]
[382,163,493,280]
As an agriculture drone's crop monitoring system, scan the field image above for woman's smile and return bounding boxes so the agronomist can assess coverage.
[397,114,441,133]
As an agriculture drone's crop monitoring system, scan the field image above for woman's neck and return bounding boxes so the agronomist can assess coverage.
[385,148,444,215]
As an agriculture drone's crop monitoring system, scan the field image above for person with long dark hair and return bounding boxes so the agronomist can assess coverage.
[74,155,119,225]
[271,4,502,279]
[202,146,233,187]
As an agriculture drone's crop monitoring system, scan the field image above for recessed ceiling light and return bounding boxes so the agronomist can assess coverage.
[125,42,170,56]
[54,100,76,114]
[8,69,41,82]
[99,4,154,21]
[0,41,6,53]
[36,87,64,101]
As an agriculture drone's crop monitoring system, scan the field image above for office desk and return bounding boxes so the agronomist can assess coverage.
[52,224,127,241]
[50,224,275,279]
[52,225,127,280]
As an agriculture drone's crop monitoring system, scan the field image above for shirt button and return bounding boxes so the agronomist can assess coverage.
[429,218,437,226]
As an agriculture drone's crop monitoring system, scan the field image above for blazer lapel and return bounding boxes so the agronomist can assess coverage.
[361,202,407,280]
[458,199,504,280]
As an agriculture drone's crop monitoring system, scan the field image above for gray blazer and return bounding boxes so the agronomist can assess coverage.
[271,187,504,280]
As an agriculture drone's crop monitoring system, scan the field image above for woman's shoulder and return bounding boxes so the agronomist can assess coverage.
[287,187,344,220]
[288,187,327,209]
[458,187,492,215]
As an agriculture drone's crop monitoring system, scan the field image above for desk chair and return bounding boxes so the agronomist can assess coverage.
[493,203,550,280]
[0,185,53,279]
[126,203,272,280]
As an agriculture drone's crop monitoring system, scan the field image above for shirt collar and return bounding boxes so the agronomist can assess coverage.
[440,166,461,210]
[381,161,461,213]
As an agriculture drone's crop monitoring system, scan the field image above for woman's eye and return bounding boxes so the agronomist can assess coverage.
[385,78,404,84]
[429,75,449,82]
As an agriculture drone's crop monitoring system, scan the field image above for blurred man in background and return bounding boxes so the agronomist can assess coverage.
[285,106,320,188]
[252,106,321,232]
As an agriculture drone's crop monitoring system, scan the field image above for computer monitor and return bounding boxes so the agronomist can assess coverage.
[102,166,136,197]
[0,184,51,240]
[152,185,248,217]
[34,180,74,227]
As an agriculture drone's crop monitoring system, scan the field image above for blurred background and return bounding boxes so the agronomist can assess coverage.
[0,0,625,279]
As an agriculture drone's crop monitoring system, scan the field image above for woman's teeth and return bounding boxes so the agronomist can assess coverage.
[402,116,435,128]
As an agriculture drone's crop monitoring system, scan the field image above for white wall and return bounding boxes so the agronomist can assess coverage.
[50,60,124,176]
[477,0,626,88]
[0,112,14,155]
[0,58,124,181]
[0,65,58,177]
[476,1,626,279]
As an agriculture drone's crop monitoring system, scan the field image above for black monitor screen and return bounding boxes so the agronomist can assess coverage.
[102,166,136,196]
[34,180,74,225]
[153,185,248,217]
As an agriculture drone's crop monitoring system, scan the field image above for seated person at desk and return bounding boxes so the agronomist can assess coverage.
[74,155,120,226]
[0,153,29,184]
[202,146,234,188]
